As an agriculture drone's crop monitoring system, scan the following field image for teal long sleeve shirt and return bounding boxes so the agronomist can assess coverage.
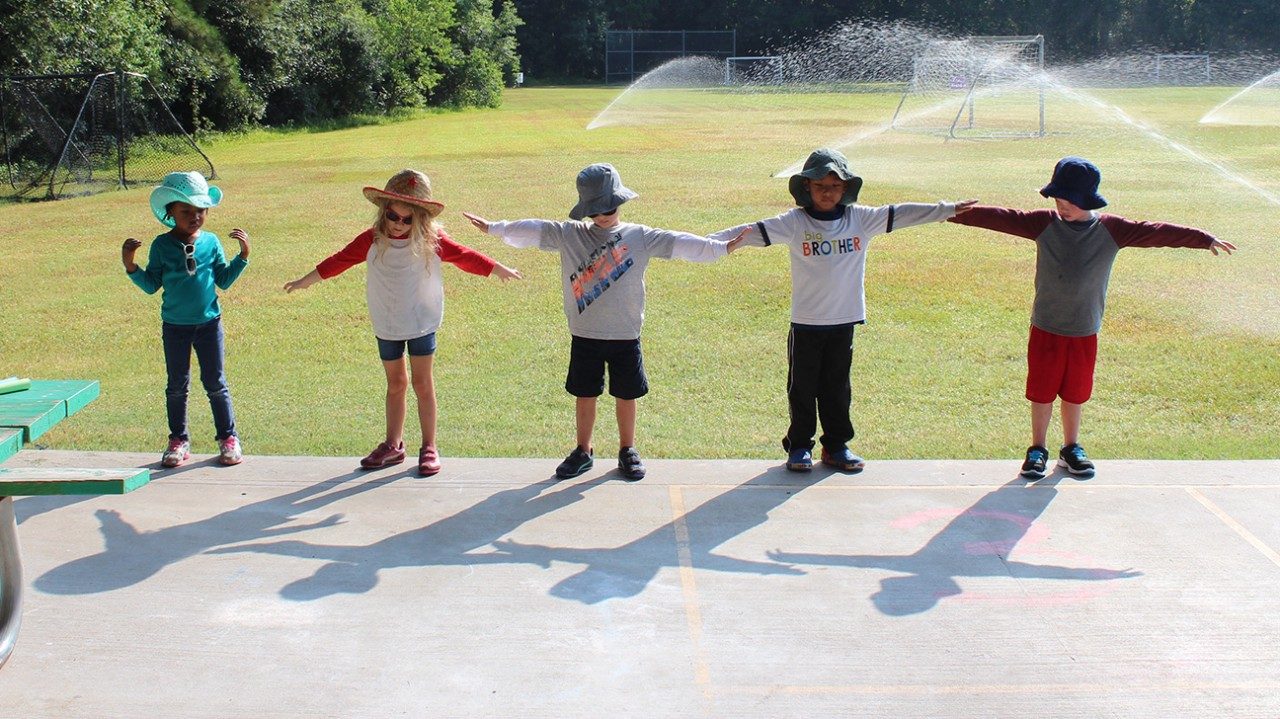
[127,230,248,325]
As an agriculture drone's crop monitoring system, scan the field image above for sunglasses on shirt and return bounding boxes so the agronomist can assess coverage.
[587,208,618,219]
[182,242,196,276]
[385,208,416,225]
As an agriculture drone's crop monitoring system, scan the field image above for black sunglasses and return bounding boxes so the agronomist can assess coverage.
[587,207,618,219]
[385,208,415,225]
[183,242,196,276]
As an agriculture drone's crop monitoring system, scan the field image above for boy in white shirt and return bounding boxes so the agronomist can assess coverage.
[464,164,745,480]
[714,148,974,472]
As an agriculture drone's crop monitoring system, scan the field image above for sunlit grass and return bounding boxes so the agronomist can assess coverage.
[1,86,1276,460]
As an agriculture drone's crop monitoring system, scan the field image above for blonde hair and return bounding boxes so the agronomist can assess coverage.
[370,169,442,267]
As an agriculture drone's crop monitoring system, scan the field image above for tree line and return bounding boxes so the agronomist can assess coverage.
[514,0,1280,82]
[1,0,521,130]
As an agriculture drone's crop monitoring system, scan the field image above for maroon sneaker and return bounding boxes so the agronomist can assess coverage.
[360,440,405,469]
[418,445,441,476]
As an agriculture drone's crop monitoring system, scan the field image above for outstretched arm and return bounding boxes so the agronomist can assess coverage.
[948,205,1055,240]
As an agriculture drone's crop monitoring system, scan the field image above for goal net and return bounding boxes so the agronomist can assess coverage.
[2,71,215,200]
[891,35,1045,139]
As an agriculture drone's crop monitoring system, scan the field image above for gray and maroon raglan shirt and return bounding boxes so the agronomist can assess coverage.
[949,207,1216,336]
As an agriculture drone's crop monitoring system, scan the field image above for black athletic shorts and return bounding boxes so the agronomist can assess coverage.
[565,335,648,400]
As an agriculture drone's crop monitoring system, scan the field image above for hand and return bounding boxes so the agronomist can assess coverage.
[122,238,142,270]
[283,270,319,293]
[461,212,490,233]
[725,227,750,254]
[1209,238,1236,256]
[230,228,250,259]
[954,199,979,214]
[492,263,522,281]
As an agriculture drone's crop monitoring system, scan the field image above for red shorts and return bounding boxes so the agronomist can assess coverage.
[1025,325,1097,404]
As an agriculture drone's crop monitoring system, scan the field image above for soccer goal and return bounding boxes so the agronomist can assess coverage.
[1,70,215,200]
[1154,54,1211,85]
[723,56,781,85]
[891,34,1045,139]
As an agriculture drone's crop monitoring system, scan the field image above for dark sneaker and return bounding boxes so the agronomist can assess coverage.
[821,445,866,472]
[1058,443,1096,477]
[617,446,646,481]
[418,445,441,476]
[218,436,243,466]
[786,446,813,472]
[360,440,406,469]
[556,446,594,479]
[161,438,190,468]
[1020,445,1049,479]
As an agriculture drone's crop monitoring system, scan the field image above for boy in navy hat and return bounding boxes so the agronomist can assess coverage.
[950,156,1236,479]
[463,164,746,481]
[712,148,974,473]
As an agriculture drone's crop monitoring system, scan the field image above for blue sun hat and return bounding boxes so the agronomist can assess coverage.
[149,171,222,227]
[569,163,638,220]
[1039,156,1107,210]
[789,147,863,207]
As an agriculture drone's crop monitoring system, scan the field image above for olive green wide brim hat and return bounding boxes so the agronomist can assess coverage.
[788,147,863,207]
[569,163,638,220]
[149,171,222,227]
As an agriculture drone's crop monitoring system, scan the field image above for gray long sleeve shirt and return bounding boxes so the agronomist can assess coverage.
[487,219,728,340]
[950,206,1216,336]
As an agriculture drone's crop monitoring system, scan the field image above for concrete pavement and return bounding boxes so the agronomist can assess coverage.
[1,450,1278,717]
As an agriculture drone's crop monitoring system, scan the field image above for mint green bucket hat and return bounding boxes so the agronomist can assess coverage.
[789,148,863,207]
[150,171,222,227]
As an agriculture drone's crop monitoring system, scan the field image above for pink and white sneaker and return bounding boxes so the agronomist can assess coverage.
[218,436,243,466]
[162,438,191,468]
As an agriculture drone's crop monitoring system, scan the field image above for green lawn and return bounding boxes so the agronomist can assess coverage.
[2,86,1276,460]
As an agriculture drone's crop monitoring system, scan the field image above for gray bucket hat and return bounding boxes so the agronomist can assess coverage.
[789,148,863,207]
[569,163,638,220]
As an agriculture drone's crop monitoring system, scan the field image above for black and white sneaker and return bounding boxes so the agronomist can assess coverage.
[555,446,594,479]
[1020,445,1049,479]
[617,446,646,481]
[1058,443,1095,477]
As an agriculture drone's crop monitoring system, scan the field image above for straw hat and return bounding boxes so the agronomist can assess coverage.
[362,169,445,218]
[150,171,222,227]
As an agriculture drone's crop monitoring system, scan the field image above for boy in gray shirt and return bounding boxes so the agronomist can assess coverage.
[464,164,745,480]
[950,156,1236,479]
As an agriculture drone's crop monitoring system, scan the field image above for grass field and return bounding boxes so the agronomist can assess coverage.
[1,85,1277,461]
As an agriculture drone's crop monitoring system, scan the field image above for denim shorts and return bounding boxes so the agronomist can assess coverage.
[377,332,437,361]
[565,335,648,400]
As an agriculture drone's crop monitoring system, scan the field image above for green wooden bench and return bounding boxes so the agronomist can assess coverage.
[0,379,152,669]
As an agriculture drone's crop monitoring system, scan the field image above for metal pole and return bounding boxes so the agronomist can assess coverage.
[0,496,23,669]
[1038,35,1045,136]
[116,70,126,188]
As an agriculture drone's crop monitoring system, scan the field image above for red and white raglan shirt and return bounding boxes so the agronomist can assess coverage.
[316,229,497,340]
[949,207,1216,337]
[713,202,957,325]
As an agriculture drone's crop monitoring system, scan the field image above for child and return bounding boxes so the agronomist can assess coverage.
[284,169,521,476]
[462,163,746,481]
[712,148,973,473]
[949,156,1236,479]
[122,171,250,468]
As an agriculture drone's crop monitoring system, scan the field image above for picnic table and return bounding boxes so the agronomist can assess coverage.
[0,379,151,669]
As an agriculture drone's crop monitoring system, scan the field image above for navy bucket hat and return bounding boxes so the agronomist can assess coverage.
[1039,156,1107,211]
[789,148,863,207]
[569,163,638,220]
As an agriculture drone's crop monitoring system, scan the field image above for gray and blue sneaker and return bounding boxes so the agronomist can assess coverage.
[1058,443,1096,477]
[1020,445,1048,479]
[821,445,866,472]
[556,446,594,479]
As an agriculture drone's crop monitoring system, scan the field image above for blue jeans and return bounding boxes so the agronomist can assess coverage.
[162,317,237,441]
